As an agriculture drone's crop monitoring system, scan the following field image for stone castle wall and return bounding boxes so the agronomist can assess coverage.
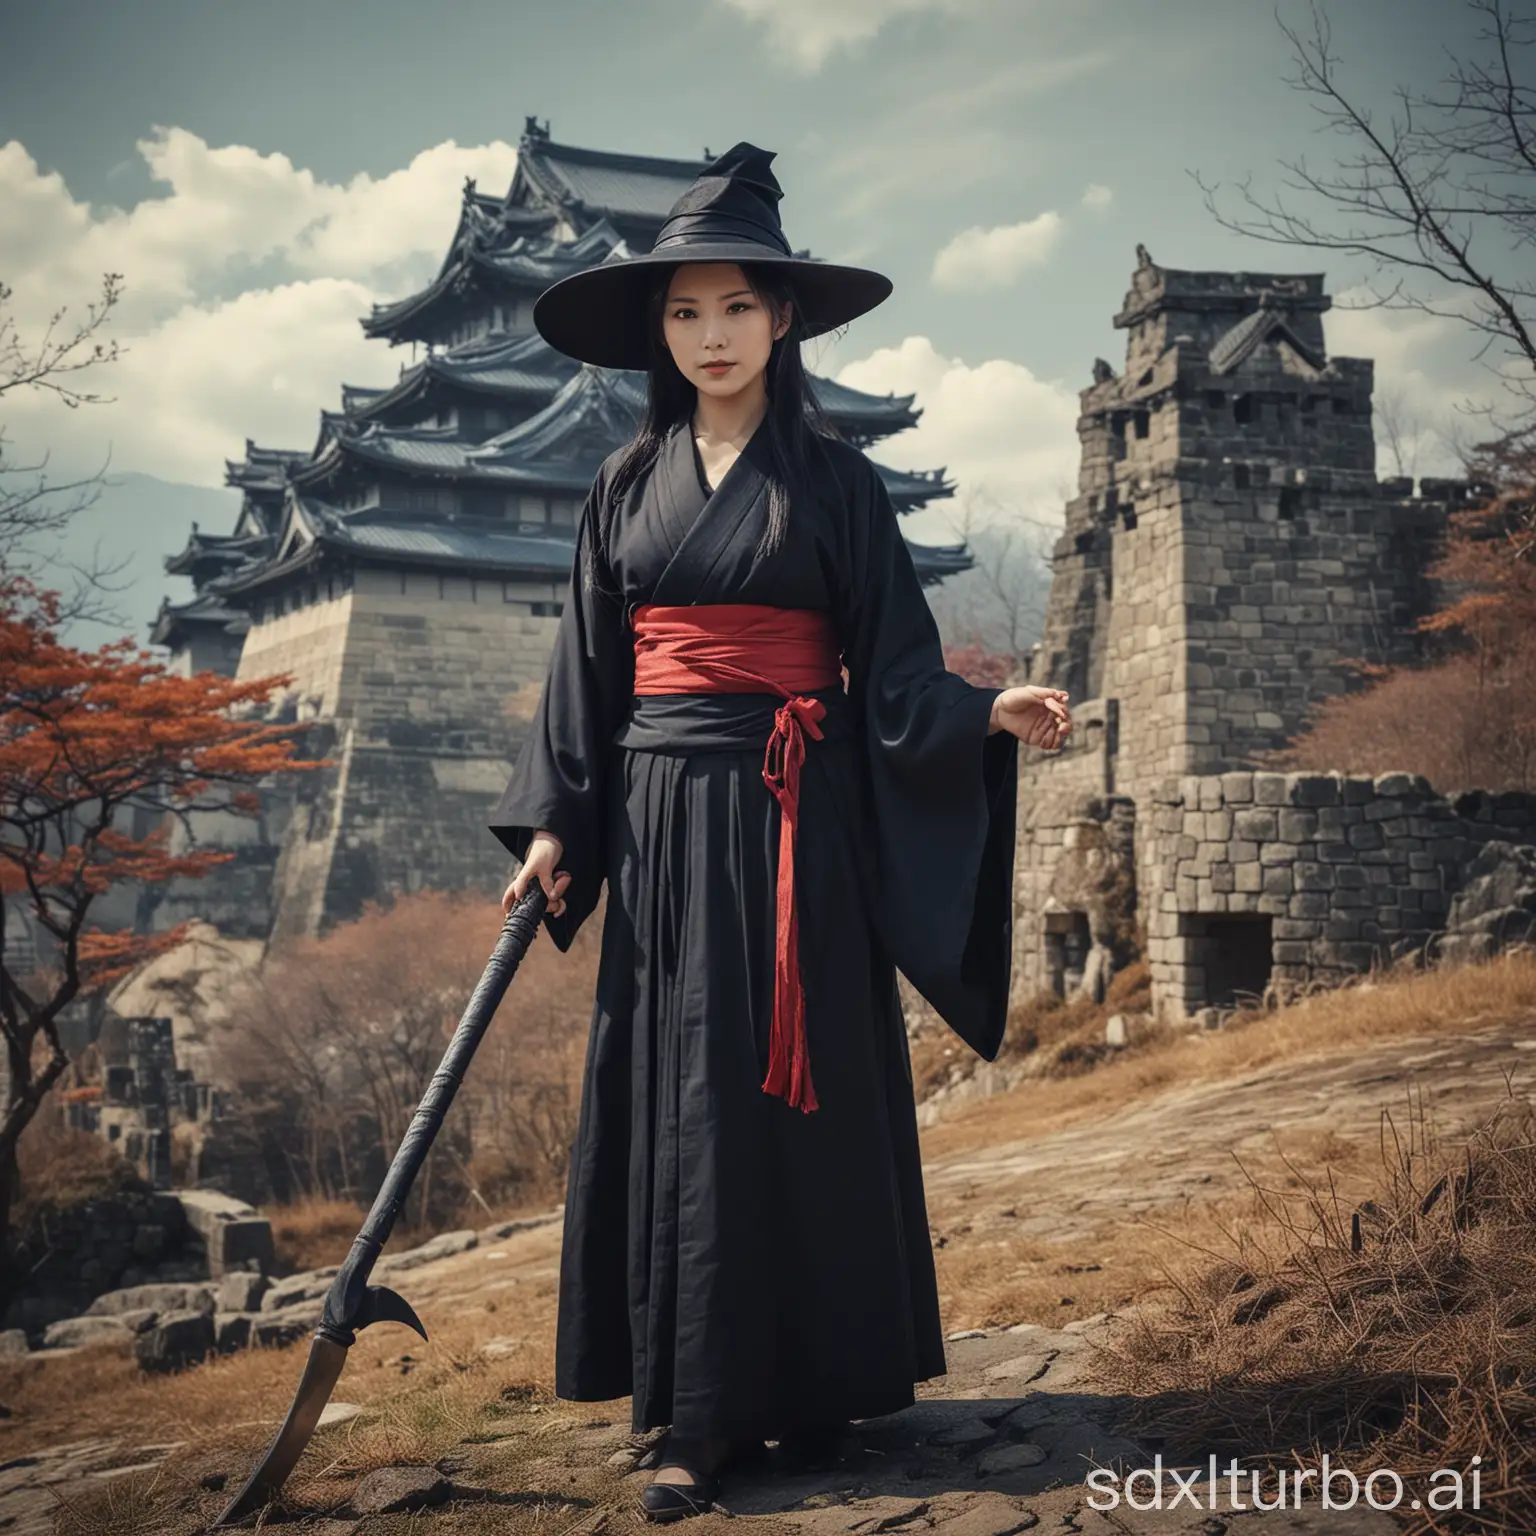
[1145,770,1536,1020]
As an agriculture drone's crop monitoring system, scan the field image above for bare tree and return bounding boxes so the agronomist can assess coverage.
[927,483,1059,665]
[1374,381,1435,478]
[0,274,133,624]
[1194,0,1535,420]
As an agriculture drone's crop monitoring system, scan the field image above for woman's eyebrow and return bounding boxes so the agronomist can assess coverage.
[667,290,754,303]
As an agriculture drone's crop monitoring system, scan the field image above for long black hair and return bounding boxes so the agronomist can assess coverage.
[589,261,838,596]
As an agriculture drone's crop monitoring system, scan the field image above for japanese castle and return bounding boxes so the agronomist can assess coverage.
[149,121,970,937]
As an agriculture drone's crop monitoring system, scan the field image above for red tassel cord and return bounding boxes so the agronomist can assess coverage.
[760,695,826,1112]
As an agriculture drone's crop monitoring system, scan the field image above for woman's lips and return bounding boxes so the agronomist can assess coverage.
[701,362,735,374]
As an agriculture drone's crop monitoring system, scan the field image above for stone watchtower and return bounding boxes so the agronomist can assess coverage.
[1014,250,1476,1019]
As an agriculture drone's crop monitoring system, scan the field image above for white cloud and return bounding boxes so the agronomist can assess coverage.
[1081,183,1112,209]
[1324,287,1510,477]
[835,334,1079,524]
[0,130,519,483]
[931,211,1063,290]
[718,0,988,70]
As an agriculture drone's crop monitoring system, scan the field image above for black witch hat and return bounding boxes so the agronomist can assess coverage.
[531,142,891,371]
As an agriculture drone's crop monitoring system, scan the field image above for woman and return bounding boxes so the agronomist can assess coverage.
[490,142,1072,1522]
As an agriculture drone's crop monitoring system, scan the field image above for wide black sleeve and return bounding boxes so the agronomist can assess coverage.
[837,453,1019,1061]
[487,474,632,949]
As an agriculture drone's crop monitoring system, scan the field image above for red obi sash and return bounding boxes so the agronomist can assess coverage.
[632,602,843,1113]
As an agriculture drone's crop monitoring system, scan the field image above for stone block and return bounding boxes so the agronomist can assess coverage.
[1342,775,1376,805]
[135,1309,216,1373]
[1262,866,1293,896]
[1273,918,1320,940]
[1220,772,1254,804]
[1347,823,1385,850]
[176,1189,274,1278]
[1254,772,1288,805]
[215,1312,253,1352]
[87,1282,212,1318]
[1260,841,1299,865]
[1289,773,1340,807]
[1374,772,1418,798]
[43,1315,130,1350]
[1294,862,1335,891]
[1289,892,1330,918]
[1277,808,1319,841]
[217,1271,269,1314]
[1363,798,1407,823]
[1234,808,1277,841]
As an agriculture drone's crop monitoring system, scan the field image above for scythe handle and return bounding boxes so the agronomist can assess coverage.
[317,882,548,1345]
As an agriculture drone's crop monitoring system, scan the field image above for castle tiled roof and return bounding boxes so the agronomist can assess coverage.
[507,120,709,231]
[1208,303,1327,375]
[301,366,950,510]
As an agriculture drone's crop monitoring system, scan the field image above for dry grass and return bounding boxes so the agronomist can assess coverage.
[1090,1090,1536,1535]
[908,957,1152,1101]
[12,1125,145,1232]
[13,950,1536,1533]
[920,948,1536,1161]
[264,1194,372,1275]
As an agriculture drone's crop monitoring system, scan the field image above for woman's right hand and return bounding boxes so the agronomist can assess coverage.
[503,830,572,918]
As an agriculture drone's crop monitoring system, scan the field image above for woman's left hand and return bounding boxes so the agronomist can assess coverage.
[988,685,1072,749]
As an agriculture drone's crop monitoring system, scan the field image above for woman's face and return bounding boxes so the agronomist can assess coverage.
[660,262,791,403]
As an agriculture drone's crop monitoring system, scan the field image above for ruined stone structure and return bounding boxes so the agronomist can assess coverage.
[1014,250,1492,1020]
[150,120,969,941]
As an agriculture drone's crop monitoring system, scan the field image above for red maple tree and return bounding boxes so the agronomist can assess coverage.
[0,573,327,1243]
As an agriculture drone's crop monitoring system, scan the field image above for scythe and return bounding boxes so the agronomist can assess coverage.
[215,883,548,1527]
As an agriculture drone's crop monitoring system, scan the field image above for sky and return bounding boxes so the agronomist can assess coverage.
[1,0,1527,628]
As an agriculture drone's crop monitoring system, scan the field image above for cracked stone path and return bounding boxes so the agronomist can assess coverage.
[921,1021,1536,1245]
[6,1022,1529,1533]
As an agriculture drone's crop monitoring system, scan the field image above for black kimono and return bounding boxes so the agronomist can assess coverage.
[489,417,1017,1443]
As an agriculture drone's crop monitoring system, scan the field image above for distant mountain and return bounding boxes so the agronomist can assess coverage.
[26,472,241,651]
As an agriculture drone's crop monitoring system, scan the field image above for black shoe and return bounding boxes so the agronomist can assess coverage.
[639,1438,729,1523]
[640,1472,719,1523]
[776,1420,851,1471]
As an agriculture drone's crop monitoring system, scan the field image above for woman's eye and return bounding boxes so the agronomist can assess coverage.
[671,307,695,320]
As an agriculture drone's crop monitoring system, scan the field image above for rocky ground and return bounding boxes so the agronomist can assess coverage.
[4,1018,1531,1535]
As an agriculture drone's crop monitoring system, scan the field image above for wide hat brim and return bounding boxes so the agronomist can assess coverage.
[531,243,892,371]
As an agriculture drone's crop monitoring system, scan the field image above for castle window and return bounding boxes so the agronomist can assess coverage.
[549,499,576,529]
[1279,486,1302,519]
[1138,368,1153,387]
[1234,464,1251,489]
[1110,413,1126,438]
[1133,410,1150,440]
[1074,530,1095,554]
[1234,394,1254,424]
[1121,504,1138,530]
